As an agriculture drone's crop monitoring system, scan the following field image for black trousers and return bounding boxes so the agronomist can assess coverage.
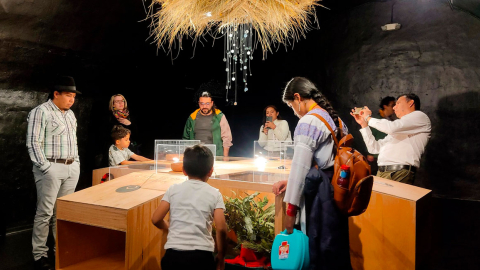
[161,249,215,270]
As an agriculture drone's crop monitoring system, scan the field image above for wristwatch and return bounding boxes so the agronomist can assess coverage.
[364,115,371,123]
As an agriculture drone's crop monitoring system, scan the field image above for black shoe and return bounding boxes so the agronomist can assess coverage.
[34,257,54,270]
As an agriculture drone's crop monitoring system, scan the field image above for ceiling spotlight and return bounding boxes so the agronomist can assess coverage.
[381,23,401,31]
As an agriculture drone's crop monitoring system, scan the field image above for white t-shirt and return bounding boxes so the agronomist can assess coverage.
[359,110,431,168]
[162,179,225,252]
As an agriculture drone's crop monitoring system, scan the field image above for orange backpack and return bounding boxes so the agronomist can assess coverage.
[311,113,374,216]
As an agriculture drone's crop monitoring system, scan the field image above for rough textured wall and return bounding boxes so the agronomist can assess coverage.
[320,0,480,200]
[0,0,147,233]
[2,0,480,235]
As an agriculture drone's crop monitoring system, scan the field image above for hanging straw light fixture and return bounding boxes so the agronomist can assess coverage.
[149,0,324,104]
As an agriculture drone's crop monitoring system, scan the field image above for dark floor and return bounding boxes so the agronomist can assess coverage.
[0,198,479,270]
[0,228,55,270]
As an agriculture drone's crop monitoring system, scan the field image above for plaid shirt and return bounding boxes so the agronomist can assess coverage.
[26,100,79,173]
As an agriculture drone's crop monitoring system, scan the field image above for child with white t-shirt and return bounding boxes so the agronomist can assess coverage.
[152,145,227,270]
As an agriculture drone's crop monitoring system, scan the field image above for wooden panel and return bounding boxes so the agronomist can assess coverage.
[373,176,431,201]
[141,174,187,191]
[109,166,154,181]
[58,175,163,210]
[57,200,128,231]
[58,251,124,270]
[275,194,286,235]
[92,168,109,186]
[125,197,165,270]
[208,178,273,193]
[349,192,417,270]
[56,220,125,269]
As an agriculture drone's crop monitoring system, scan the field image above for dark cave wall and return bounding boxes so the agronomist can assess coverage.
[319,0,480,199]
[0,0,149,232]
[1,0,480,234]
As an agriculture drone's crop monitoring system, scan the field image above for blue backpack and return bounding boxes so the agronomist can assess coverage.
[271,229,310,270]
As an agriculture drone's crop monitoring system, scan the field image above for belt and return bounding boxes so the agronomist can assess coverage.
[47,158,75,165]
[378,165,416,172]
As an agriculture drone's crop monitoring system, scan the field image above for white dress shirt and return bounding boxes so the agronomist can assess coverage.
[359,111,431,168]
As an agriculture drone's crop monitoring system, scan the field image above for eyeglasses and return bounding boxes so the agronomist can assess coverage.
[114,100,125,104]
[199,102,212,106]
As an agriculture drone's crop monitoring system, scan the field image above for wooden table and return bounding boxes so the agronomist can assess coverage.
[59,158,431,270]
[57,159,287,270]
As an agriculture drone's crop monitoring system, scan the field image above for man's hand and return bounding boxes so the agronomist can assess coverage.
[367,155,375,162]
[350,109,368,128]
[272,180,287,195]
[360,106,372,118]
[285,214,296,234]
[264,121,276,130]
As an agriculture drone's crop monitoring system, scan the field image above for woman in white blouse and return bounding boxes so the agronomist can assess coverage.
[258,105,292,151]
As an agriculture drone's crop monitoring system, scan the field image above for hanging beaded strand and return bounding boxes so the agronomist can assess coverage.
[224,22,253,105]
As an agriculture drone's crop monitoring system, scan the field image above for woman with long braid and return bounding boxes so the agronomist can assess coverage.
[272,77,351,270]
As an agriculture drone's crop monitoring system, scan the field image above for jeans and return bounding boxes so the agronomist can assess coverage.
[32,161,79,260]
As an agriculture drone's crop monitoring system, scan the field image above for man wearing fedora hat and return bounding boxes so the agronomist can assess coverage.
[26,76,82,270]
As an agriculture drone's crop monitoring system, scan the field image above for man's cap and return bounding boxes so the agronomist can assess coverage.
[53,76,82,94]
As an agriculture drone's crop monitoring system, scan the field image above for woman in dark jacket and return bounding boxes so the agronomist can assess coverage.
[108,94,139,153]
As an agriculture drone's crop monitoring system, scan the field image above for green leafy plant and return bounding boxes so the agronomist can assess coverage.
[224,192,275,256]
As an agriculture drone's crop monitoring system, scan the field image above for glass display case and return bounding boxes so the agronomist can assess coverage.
[106,163,156,182]
[212,170,288,184]
[154,140,200,172]
[254,140,294,160]
[155,143,216,173]
[209,141,294,183]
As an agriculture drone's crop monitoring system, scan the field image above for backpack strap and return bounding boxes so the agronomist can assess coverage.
[338,118,344,138]
[311,113,339,147]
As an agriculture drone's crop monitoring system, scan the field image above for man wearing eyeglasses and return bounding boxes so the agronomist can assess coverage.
[183,91,232,157]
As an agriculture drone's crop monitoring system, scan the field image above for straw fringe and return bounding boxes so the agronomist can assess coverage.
[149,0,324,57]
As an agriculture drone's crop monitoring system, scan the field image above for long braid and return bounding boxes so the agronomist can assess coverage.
[311,91,342,140]
[311,92,339,128]
[283,77,341,138]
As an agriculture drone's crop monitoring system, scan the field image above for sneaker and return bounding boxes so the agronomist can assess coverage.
[34,256,54,270]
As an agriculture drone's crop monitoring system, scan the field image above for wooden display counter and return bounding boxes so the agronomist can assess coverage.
[349,177,432,270]
[61,158,431,270]
[58,159,287,270]
[56,174,170,270]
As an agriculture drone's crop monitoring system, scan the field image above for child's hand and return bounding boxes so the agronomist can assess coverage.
[215,255,225,270]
